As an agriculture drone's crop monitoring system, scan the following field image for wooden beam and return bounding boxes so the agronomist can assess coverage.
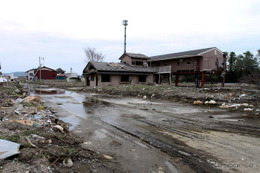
[201,72,204,88]
[175,73,179,86]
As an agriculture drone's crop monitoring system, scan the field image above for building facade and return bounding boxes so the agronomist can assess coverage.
[25,66,57,81]
[83,47,225,87]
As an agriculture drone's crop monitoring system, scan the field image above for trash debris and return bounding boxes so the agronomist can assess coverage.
[205,100,217,105]
[14,110,21,115]
[239,94,246,98]
[193,100,203,105]
[14,120,42,127]
[143,95,147,100]
[23,96,40,103]
[0,139,20,159]
[83,141,92,145]
[31,134,45,143]
[53,125,64,132]
[103,154,113,160]
[33,114,41,119]
[25,136,36,148]
[63,158,73,168]
[244,108,253,111]
[219,103,230,109]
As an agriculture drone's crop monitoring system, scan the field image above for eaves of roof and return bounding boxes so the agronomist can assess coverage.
[148,47,217,62]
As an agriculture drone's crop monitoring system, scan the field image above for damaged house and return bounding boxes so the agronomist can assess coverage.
[149,47,225,87]
[83,47,225,87]
[83,53,154,87]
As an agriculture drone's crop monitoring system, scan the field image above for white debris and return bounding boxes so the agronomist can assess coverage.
[239,94,246,97]
[244,108,253,111]
[205,100,217,104]
[63,158,73,168]
[103,154,113,160]
[53,125,64,132]
[0,139,20,159]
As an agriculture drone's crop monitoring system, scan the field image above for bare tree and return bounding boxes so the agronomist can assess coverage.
[84,47,105,63]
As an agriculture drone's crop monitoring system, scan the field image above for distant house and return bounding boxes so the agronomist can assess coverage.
[56,74,67,80]
[66,67,78,79]
[25,68,36,81]
[82,47,225,87]
[25,66,57,81]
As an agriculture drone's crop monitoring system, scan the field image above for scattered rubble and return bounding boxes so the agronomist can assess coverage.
[78,84,259,118]
[0,83,120,172]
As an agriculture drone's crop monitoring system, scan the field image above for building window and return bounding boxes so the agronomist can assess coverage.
[101,75,110,82]
[138,76,146,82]
[121,75,129,82]
[132,61,143,66]
[136,61,143,66]
[187,61,190,65]
[29,73,34,76]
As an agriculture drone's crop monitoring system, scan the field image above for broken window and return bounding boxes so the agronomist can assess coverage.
[136,61,143,66]
[138,76,146,83]
[121,75,129,82]
[101,75,110,82]
[132,61,143,66]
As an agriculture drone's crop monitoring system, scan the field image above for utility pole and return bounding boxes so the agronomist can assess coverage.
[122,20,128,53]
[39,57,44,81]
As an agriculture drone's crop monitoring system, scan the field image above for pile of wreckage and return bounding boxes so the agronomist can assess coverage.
[0,85,114,172]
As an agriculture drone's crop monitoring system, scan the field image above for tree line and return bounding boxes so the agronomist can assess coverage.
[224,49,260,84]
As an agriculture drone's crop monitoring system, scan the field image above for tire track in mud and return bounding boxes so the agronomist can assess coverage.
[136,119,260,163]
[102,118,222,173]
[156,111,260,137]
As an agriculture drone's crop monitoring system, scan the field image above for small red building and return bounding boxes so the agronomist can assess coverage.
[34,66,57,80]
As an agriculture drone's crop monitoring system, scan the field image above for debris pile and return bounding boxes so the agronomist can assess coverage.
[0,84,118,172]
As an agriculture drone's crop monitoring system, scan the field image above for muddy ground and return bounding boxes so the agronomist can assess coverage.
[1,82,260,173]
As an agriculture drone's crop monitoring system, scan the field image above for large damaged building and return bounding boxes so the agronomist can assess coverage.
[83,47,225,87]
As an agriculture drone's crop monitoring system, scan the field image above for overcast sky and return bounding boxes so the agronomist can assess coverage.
[0,0,259,74]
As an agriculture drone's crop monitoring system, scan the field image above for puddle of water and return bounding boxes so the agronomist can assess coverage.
[61,115,80,130]
[100,98,162,107]
[35,88,65,95]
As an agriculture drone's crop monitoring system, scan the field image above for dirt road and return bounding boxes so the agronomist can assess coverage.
[41,90,260,173]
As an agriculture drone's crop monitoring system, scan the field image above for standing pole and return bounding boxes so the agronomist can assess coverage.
[124,25,126,53]
[222,54,226,87]
[39,57,41,81]
[39,57,44,81]
[122,20,128,53]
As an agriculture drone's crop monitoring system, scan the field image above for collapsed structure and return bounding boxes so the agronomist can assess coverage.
[83,47,225,87]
